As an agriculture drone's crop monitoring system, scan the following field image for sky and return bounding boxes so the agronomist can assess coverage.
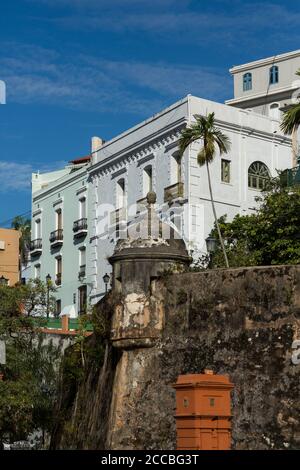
[0,0,300,224]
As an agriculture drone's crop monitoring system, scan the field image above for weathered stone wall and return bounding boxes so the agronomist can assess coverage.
[51,265,300,450]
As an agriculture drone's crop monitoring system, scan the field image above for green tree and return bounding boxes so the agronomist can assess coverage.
[209,179,300,268]
[281,69,300,167]
[0,283,60,447]
[11,216,31,267]
[178,113,231,268]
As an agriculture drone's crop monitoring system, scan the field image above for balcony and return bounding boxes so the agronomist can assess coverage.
[78,264,86,281]
[73,218,88,238]
[164,182,184,203]
[55,273,62,286]
[280,165,300,187]
[49,229,63,248]
[30,238,42,256]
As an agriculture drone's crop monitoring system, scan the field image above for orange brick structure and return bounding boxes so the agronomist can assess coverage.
[173,370,234,450]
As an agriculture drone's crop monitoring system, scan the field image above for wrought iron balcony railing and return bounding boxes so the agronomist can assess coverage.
[164,182,184,203]
[49,229,63,246]
[280,165,300,187]
[30,238,42,254]
[73,218,88,236]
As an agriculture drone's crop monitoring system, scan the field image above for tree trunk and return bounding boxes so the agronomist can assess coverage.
[292,125,298,167]
[206,161,229,268]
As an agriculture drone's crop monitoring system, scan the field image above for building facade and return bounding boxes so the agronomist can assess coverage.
[226,49,300,119]
[30,52,296,315]
[30,158,91,317]
[0,228,20,286]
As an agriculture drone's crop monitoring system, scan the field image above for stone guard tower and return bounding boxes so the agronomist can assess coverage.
[109,191,191,349]
[107,192,190,448]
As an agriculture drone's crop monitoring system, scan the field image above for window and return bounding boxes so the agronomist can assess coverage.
[34,264,41,279]
[56,209,62,230]
[269,66,279,85]
[221,159,231,183]
[171,154,182,184]
[55,299,61,317]
[79,247,86,268]
[116,179,125,209]
[55,256,62,285]
[78,285,87,315]
[269,103,280,119]
[143,166,153,196]
[35,219,41,239]
[79,247,86,278]
[248,161,270,190]
[79,197,86,219]
[243,73,252,91]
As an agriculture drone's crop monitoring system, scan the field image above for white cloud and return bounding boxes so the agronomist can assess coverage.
[0,160,67,192]
[0,43,229,114]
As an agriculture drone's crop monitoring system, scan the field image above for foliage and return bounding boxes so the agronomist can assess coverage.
[0,282,61,446]
[11,216,31,266]
[209,179,300,268]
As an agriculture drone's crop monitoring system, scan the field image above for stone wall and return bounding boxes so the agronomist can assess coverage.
[51,265,300,450]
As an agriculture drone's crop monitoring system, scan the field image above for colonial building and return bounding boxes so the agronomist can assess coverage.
[226,49,300,118]
[30,52,296,316]
[30,156,92,317]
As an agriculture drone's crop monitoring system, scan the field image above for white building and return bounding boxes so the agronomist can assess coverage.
[30,52,295,314]
[226,49,300,118]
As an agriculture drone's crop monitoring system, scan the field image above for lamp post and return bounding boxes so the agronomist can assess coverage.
[46,274,52,319]
[103,273,110,294]
[205,237,217,255]
[0,275,8,286]
[205,236,217,268]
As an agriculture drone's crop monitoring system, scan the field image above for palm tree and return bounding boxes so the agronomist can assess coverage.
[281,69,300,167]
[178,113,231,268]
[11,216,31,267]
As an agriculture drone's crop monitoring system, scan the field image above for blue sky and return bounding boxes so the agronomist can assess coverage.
[0,0,300,224]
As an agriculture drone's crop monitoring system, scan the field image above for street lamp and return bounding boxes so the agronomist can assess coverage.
[205,236,217,255]
[103,273,110,294]
[0,275,8,286]
[46,274,52,319]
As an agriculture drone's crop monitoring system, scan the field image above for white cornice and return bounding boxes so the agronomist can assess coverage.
[229,49,300,74]
[89,119,186,176]
[33,170,87,202]
[226,84,299,106]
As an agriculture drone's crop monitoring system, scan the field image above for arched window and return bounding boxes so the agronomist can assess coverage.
[243,73,252,91]
[248,161,270,190]
[171,153,182,184]
[143,166,153,196]
[116,178,125,209]
[269,66,279,85]
[269,103,280,119]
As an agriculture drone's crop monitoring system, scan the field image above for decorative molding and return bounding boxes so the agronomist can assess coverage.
[137,153,155,167]
[32,208,42,217]
[76,186,87,195]
[111,167,127,180]
[89,119,187,176]
[53,198,63,207]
